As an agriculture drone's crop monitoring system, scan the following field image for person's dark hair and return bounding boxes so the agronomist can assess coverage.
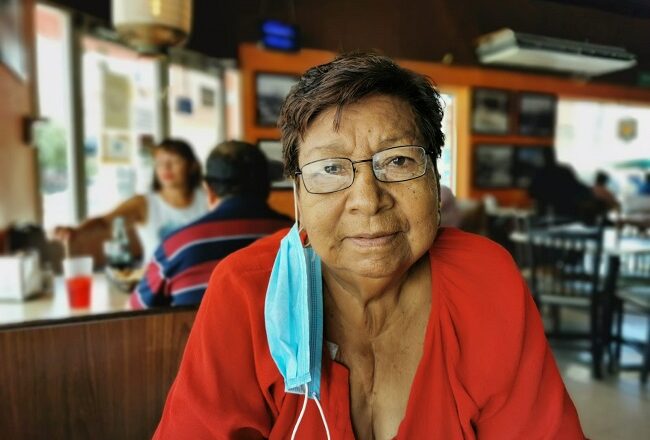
[595,170,609,186]
[278,52,445,177]
[204,140,271,200]
[151,138,202,195]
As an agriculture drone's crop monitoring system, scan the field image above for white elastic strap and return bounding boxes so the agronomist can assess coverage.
[290,385,331,440]
[290,385,310,440]
[292,181,301,231]
[314,395,332,440]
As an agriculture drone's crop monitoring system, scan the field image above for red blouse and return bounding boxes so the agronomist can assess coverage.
[154,228,586,439]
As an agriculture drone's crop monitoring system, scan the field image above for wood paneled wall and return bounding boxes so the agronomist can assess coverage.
[0,0,40,228]
[0,310,196,439]
[239,43,650,207]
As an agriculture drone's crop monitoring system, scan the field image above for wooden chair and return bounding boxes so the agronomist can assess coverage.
[518,219,608,377]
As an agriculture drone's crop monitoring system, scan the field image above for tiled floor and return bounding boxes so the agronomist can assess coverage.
[550,311,649,439]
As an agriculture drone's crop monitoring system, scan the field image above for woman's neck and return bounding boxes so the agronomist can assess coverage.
[323,254,430,338]
[159,186,193,208]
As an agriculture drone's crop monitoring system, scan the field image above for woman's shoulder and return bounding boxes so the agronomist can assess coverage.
[432,227,515,271]
[431,227,527,334]
[431,228,534,395]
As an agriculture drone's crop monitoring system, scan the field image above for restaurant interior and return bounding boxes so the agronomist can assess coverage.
[1,0,649,438]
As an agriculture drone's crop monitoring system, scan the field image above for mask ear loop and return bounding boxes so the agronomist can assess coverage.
[290,385,310,440]
[293,180,311,247]
[290,384,331,440]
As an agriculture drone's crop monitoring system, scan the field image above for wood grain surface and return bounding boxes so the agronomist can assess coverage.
[0,310,196,439]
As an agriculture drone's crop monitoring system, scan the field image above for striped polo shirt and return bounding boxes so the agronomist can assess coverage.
[130,196,292,309]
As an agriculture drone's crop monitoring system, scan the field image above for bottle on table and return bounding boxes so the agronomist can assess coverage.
[104,216,134,270]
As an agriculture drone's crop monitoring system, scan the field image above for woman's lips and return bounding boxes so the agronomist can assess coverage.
[347,232,398,248]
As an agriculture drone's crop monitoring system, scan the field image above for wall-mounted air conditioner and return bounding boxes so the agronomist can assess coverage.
[476,28,636,76]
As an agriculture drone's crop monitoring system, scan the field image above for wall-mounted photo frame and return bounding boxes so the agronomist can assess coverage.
[517,93,556,137]
[473,144,515,188]
[258,139,292,189]
[101,132,132,164]
[472,88,511,135]
[513,145,553,189]
[255,73,299,127]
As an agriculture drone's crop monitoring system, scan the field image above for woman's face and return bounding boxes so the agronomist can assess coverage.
[154,149,189,189]
[296,94,439,280]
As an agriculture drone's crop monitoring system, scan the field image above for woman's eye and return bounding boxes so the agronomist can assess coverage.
[323,164,341,174]
[385,156,413,167]
[391,156,407,166]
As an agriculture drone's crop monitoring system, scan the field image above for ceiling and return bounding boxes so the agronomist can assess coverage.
[53,0,650,87]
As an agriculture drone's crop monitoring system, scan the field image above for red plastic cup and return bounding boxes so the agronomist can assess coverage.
[63,256,93,309]
[65,276,92,308]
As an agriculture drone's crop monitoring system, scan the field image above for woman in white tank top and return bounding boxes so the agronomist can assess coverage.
[54,139,208,262]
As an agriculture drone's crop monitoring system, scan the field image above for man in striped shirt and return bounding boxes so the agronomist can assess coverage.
[130,141,292,309]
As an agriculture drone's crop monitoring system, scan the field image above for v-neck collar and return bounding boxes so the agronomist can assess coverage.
[319,246,442,439]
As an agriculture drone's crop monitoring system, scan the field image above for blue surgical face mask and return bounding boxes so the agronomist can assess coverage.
[265,191,324,398]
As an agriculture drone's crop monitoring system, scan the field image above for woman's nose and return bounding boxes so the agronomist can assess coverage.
[346,162,388,214]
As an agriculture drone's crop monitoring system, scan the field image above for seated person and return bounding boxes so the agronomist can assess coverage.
[154,53,585,438]
[529,155,605,224]
[130,141,292,308]
[592,170,620,212]
[55,139,207,263]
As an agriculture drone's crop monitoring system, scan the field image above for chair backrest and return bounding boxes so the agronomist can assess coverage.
[524,221,606,302]
[619,251,650,283]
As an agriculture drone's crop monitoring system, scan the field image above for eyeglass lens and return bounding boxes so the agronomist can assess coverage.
[299,146,428,194]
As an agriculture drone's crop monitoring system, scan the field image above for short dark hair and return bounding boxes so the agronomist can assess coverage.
[278,52,445,177]
[204,140,271,200]
[151,138,202,195]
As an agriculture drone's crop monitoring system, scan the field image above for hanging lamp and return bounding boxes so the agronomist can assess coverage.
[112,0,193,54]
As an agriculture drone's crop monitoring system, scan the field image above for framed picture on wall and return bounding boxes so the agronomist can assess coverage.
[473,144,515,188]
[255,73,299,127]
[101,132,132,164]
[513,145,552,189]
[517,93,556,137]
[258,139,292,188]
[472,88,511,135]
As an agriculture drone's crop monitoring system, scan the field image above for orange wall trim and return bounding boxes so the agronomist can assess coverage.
[239,43,650,208]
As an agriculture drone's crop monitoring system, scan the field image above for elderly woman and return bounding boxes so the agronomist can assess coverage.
[154,54,585,439]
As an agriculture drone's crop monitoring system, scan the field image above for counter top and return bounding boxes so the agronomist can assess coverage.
[0,274,185,329]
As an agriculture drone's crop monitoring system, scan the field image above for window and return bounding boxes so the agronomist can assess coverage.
[35,4,75,229]
[438,93,457,191]
[556,99,650,192]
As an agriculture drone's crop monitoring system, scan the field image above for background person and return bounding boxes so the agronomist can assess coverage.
[154,53,585,439]
[528,152,604,224]
[130,140,292,308]
[54,139,207,262]
[592,170,621,212]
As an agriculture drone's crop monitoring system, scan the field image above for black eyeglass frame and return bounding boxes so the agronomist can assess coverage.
[294,145,436,194]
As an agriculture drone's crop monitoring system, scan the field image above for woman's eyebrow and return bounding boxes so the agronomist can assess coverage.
[376,135,416,147]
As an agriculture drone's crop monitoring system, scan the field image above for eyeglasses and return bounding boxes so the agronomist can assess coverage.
[295,145,433,194]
